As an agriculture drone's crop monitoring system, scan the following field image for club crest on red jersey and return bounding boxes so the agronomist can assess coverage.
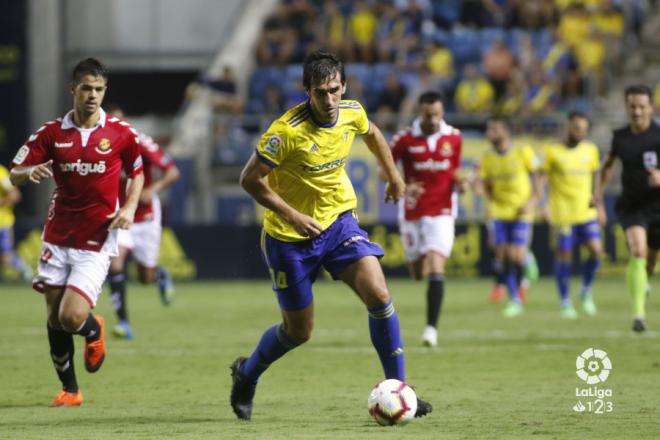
[95,138,112,155]
[440,141,453,157]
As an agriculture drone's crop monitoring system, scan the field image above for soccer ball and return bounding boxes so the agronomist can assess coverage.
[367,379,417,426]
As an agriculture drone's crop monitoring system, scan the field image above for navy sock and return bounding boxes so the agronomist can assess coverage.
[504,262,520,302]
[240,324,299,383]
[109,271,127,321]
[426,274,444,328]
[47,324,78,392]
[368,301,405,381]
[75,314,101,341]
[493,259,505,285]
[582,257,601,295]
[555,260,571,305]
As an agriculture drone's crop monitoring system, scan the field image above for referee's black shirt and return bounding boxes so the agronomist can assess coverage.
[611,121,660,207]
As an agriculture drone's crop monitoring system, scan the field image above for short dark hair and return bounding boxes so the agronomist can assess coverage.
[72,58,108,84]
[568,110,589,122]
[486,114,511,129]
[302,50,345,90]
[624,84,652,101]
[418,90,444,105]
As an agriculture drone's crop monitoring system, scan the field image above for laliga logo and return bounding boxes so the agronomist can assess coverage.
[576,347,612,384]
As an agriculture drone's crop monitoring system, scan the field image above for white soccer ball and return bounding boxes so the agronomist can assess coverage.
[367,379,417,426]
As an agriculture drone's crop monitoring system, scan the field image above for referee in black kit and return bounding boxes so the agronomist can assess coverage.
[595,84,660,332]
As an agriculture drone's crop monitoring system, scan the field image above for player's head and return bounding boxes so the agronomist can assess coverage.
[417,91,444,135]
[486,115,511,149]
[303,50,346,124]
[566,111,590,146]
[624,84,654,131]
[71,58,108,117]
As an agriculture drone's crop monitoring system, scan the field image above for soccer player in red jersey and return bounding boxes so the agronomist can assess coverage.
[389,91,463,347]
[9,58,144,406]
[105,105,180,340]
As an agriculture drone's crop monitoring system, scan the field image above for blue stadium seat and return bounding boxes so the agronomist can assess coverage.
[448,28,481,66]
[480,27,507,56]
[432,0,461,28]
[507,28,532,53]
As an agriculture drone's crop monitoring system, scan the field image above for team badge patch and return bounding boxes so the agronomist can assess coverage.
[440,141,453,157]
[264,135,282,156]
[12,145,30,165]
[95,138,112,155]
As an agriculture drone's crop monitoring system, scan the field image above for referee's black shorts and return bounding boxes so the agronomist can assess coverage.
[615,197,660,248]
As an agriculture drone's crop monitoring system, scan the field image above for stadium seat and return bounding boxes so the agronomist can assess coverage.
[480,28,508,56]
[432,0,461,28]
[448,28,481,66]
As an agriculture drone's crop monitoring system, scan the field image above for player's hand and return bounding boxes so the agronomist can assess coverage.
[385,176,406,203]
[139,187,155,204]
[596,204,607,227]
[28,160,53,184]
[107,206,136,230]
[288,211,323,238]
[647,167,660,187]
[541,206,551,223]
[404,181,424,201]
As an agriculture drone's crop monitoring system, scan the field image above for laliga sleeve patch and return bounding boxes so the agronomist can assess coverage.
[13,145,30,165]
[264,135,282,156]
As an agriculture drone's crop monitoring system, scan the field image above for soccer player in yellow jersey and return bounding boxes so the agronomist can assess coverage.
[0,164,32,281]
[538,112,603,319]
[230,50,432,420]
[478,117,539,317]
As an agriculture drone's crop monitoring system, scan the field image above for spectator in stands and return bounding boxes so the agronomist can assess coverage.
[514,0,557,29]
[523,64,558,114]
[483,39,515,100]
[345,74,367,107]
[186,66,243,113]
[496,68,526,115]
[348,0,378,62]
[399,65,446,126]
[557,3,590,48]
[374,1,407,62]
[594,0,624,74]
[318,0,351,61]
[263,83,286,114]
[396,34,426,71]
[256,4,297,65]
[516,33,539,77]
[377,72,408,114]
[395,0,432,35]
[454,64,495,114]
[424,40,454,81]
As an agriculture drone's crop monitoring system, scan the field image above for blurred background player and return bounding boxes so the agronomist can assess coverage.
[538,111,602,319]
[477,116,539,317]
[0,163,32,282]
[596,84,660,332]
[230,50,431,420]
[106,105,180,340]
[388,90,462,348]
[9,58,144,406]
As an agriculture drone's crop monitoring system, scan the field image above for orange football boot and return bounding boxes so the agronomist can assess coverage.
[84,315,106,373]
[489,284,505,303]
[49,389,83,407]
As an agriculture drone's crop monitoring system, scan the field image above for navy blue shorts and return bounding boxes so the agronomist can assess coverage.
[556,220,601,252]
[260,211,384,311]
[0,228,12,253]
[491,220,530,246]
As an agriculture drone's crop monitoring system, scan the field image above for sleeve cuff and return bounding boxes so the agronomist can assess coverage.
[256,150,278,168]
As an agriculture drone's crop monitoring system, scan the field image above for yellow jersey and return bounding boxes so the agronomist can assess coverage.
[479,145,538,221]
[0,165,16,229]
[540,141,599,226]
[256,100,370,241]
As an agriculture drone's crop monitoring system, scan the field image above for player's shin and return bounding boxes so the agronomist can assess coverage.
[581,257,601,295]
[627,257,648,317]
[554,260,571,305]
[76,314,101,341]
[504,261,520,302]
[368,301,405,381]
[47,324,78,392]
[108,271,127,321]
[240,324,300,383]
[426,274,444,328]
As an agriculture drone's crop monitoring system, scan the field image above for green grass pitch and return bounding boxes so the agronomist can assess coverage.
[1,278,659,439]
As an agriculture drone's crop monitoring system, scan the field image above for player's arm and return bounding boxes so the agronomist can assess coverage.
[239,153,323,238]
[535,171,550,222]
[593,152,616,206]
[362,121,405,202]
[109,172,144,230]
[10,161,54,186]
[140,164,180,204]
[519,170,540,216]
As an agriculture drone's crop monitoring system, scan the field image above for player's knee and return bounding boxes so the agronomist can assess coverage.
[58,309,87,333]
[47,312,62,330]
[283,321,313,344]
[366,287,391,309]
